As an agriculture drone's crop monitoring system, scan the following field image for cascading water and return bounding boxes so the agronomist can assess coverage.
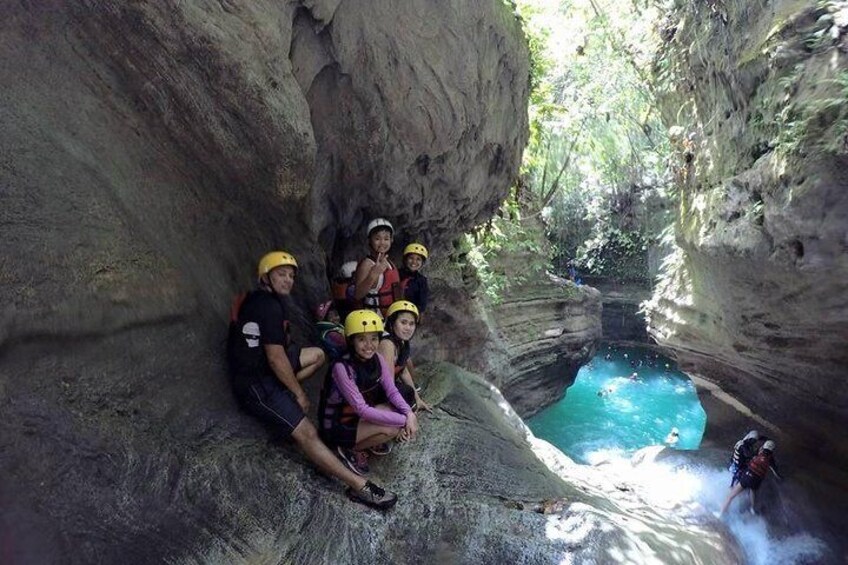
[528,344,829,564]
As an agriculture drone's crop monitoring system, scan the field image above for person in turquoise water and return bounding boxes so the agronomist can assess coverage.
[664,427,679,447]
[720,440,782,516]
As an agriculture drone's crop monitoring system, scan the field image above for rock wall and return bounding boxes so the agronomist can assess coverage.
[469,217,603,417]
[645,0,848,533]
[582,277,651,343]
[491,272,602,417]
[0,1,532,560]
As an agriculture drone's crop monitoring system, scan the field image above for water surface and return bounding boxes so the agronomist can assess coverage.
[528,343,707,464]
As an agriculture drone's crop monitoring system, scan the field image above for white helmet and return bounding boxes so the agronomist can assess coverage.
[367,218,394,237]
[762,440,776,452]
[339,261,358,279]
[744,430,759,441]
[671,427,679,436]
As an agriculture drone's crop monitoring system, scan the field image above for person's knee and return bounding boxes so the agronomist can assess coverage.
[291,418,319,444]
[302,347,325,367]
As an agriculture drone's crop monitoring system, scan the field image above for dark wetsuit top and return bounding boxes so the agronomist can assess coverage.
[380,333,416,407]
[400,268,429,312]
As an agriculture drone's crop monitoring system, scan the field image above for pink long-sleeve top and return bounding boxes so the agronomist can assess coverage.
[331,353,411,427]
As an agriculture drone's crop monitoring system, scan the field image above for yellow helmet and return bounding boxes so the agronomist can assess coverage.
[386,300,419,321]
[403,243,429,260]
[344,309,384,337]
[257,251,298,277]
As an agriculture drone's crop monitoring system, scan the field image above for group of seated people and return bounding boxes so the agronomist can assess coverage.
[227,218,430,510]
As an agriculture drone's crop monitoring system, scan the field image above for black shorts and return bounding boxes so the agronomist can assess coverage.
[394,379,416,409]
[322,417,359,449]
[237,375,305,439]
[739,470,764,491]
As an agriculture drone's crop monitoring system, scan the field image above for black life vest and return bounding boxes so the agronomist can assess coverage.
[731,439,756,467]
[321,357,385,426]
[381,333,410,377]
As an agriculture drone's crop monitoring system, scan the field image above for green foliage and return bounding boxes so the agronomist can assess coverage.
[516,0,675,282]
[577,227,650,281]
[457,196,552,304]
[461,1,677,293]
[771,70,848,158]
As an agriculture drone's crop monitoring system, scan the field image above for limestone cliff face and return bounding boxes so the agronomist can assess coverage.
[490,270,602,417]
[0,1,531,560]
[645,0,848,494]
[582,277,651,343]
[463,217,603,417]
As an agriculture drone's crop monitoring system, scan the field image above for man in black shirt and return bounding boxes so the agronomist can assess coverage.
[229,251,398,509]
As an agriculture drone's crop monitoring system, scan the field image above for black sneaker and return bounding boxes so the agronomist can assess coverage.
[347,481,398,510]
[337,446,368,476]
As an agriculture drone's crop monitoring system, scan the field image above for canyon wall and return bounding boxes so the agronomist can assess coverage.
[489,267,602,417]
[645,0,848,522]
[0,1,533,560]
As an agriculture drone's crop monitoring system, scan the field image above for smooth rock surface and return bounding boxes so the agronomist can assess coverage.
[479,218,603,417]
[491,272,602,417]
[0,1,532,561]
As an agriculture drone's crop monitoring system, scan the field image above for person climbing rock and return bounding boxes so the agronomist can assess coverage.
[399,242,430,316]
[378,300,432,414]
[729,430,760,486]
[720,440,782,516]
[319,309,417,476]
[228,251,397,510]
[354,218,401,317]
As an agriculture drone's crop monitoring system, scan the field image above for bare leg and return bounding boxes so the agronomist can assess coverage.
[296,347,326,381]
[290,418,365,491]
[354,420,401,451]
[749,489,757,514]
[720,484,745,516]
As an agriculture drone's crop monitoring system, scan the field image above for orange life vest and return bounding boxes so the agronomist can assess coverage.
[748,453,771,477]
[363,259,401,313]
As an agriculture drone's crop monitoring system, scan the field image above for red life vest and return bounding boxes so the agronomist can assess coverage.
[748,453,771,477]
[363,259,400,313]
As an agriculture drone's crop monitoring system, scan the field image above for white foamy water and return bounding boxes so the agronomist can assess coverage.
[581,446,828,564]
